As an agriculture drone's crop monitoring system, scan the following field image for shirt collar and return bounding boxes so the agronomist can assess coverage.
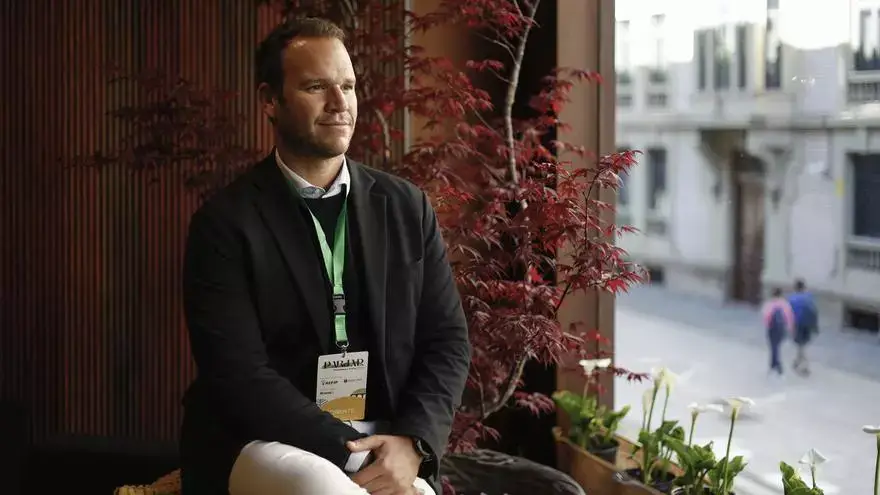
[275,149,350,199]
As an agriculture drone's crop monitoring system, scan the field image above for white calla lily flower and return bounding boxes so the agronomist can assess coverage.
[799,448,828,467]
[642,388,654,412]
[863,425,880,435]
[578,358,612,375]
[725,396,755,417]
[798,448,829,490]
[688,402,724,415]
[650,366,679,392]
[650,366,667,382]
[663,370,678,392]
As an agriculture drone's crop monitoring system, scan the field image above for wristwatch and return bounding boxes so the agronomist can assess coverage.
[411,437,433,461]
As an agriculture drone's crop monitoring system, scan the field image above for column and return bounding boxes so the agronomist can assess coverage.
[556,0,617,410]
[754,146,794,289]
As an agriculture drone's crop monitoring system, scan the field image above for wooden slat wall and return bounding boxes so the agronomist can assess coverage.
[0,0,409,447]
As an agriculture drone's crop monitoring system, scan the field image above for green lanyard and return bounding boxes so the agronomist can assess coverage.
[306,203,349,353]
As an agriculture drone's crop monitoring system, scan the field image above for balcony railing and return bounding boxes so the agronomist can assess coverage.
[854,51,880,72]
[846,238,880,272]
[848,67,880,103]
[646,93,667,108]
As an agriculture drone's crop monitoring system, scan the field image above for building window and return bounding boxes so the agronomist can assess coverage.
[647,93,668,107]
[765,0,782,88]
[616,146,630,207]
[649,14,667,83]
[616,146,631,226]
[647,148,667,211]
[618,171,630,207]
[696,30,709,90]
[852,154,880,239]
[854,9,880,71]
[713,26,731,89]
[616,20,632,84]
[736,24,748,89]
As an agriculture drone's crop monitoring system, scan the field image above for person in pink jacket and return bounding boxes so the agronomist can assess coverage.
[762,287,795,375]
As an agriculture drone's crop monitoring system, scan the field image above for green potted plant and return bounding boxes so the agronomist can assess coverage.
[552,357,634,495]
[664,403,723,495]
[665,438,719,495]
[778,448,827,495]
[553,358,631,463]
[615,367,685,494]
[663,397,751,494]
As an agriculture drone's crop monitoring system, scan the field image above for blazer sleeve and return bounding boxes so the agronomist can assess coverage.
[390,191,472,475]
[182,205,365,468]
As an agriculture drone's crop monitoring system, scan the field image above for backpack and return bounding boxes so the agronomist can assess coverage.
[769,306,787,338]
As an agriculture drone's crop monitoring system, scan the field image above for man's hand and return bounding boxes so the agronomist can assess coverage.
[347,435,422,495]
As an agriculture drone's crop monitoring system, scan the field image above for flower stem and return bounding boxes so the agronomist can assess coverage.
[661,386,670,424]
[810,465,817,489]
[687,413,697,447]
[720,410,737,494]
[646,384,659,432]
[582,374,590,400]
[873,434,879,495]
[642,385,660,486]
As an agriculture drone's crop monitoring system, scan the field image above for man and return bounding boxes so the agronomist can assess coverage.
[179,17,471,495]
[787,279,818,376]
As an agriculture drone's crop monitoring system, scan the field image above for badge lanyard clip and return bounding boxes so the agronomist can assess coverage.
[307,187,350,357]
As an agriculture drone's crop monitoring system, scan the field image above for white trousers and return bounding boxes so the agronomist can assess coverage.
[228,440,436,495]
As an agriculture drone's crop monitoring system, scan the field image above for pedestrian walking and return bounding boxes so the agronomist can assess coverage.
[787,279,819,376]
[762,287,795,376]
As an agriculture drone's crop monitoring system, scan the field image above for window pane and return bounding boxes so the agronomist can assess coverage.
[648,148,667,210]
[697,31,708,90]
[736,25,747,88]
[714,27,730,89]
[853,154,880,238]
[765,9,781,88]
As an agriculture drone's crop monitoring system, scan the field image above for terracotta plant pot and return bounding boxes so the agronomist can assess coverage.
[611,467,680,495]
[553,426,622,495]
[670,488,735,495]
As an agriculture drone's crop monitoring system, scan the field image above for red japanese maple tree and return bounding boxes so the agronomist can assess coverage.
[266,0,649,455]
[393,0,647,454]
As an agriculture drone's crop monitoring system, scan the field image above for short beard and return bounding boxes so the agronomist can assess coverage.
[277,126,341,159]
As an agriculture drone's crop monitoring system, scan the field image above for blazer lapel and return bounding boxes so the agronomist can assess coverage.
[347,161,388,369]
[250,156,334,353]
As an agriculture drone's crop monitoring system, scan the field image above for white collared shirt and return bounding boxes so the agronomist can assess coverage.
[274,149,350,199]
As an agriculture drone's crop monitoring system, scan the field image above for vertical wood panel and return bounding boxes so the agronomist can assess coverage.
[0,0,351,448]
[556,0,618,410]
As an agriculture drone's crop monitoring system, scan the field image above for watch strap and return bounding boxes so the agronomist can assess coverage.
[411,437,433,461]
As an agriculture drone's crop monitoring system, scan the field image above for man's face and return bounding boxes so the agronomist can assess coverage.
[262,37,357,159]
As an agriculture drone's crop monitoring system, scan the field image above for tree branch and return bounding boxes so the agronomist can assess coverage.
[482,355,528,417]
[372,107,393,164]
[474,31,515,60]
[503,0,540,184]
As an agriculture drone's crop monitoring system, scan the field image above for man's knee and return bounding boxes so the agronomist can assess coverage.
[229,441,368,495]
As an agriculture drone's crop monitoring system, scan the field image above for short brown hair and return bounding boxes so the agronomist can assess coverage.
[255,17,346,93]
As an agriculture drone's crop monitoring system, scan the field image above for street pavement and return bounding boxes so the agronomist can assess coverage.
[612,287,880,495]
